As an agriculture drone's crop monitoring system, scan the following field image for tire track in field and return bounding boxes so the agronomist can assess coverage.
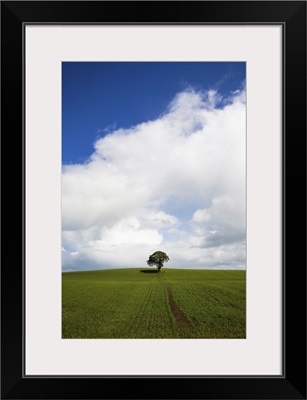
[164,284,191,328]
[129,284,154,334]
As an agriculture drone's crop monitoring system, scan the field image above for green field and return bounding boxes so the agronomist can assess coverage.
[62,268,246,339]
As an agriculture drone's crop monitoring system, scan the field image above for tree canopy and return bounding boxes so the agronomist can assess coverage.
[147,251,169,272]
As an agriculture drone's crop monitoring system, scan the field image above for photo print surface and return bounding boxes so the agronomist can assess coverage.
[62,62,246,339]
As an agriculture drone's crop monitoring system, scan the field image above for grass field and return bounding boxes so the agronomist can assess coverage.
[62,268,246,339]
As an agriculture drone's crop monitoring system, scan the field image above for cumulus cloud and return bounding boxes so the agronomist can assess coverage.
[191,194,245,247]
[62,88,246,270]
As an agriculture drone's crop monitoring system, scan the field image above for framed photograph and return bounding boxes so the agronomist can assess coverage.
[1,1,306,399]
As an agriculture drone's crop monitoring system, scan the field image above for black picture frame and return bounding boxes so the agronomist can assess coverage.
[1,1,306,399]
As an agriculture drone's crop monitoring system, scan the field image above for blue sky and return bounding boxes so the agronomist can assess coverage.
[62,62,245,164]
[62,62,246,271]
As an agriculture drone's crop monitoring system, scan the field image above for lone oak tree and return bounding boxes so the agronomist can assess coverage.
[147,251,169,273]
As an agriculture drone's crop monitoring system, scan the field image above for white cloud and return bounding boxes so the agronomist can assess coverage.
[62,88,246,270]
[191,194,245,247]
